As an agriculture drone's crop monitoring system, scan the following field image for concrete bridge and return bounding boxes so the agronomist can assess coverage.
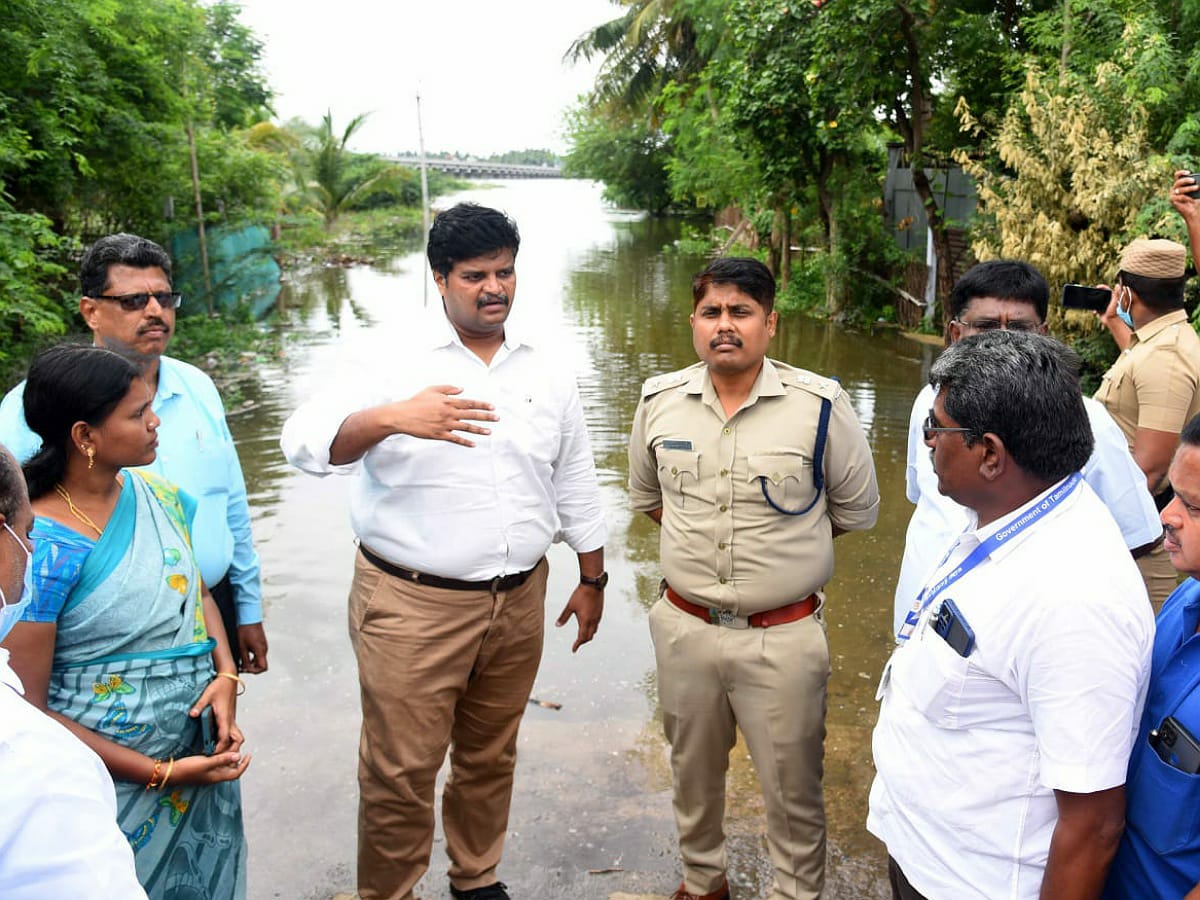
[385,156,562,179]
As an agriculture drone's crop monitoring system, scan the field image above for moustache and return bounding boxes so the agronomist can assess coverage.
[710,334,742,348]
[476,294,509,309]
[138,319,170,333]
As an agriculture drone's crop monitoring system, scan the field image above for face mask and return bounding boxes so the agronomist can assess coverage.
[1116,286,1136,331]
[0,523,33,643]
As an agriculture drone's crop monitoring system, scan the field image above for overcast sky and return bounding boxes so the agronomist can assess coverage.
[234,0,617,158]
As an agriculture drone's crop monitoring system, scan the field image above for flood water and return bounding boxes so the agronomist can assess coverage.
[230,179,940,899]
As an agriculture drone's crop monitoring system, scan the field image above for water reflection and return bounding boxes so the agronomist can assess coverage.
[232,179,934,899]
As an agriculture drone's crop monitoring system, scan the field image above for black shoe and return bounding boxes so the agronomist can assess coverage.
[449,882,510,900]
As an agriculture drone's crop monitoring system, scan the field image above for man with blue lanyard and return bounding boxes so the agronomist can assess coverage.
[629,257,879,900]
[1105,412,1200,898]
[869,330,1153,900]
[0,234,267,673]
[893,259,1161,633]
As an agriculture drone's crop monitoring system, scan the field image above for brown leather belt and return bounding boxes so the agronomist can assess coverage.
[665,585,817,628]
[360,545,537,593]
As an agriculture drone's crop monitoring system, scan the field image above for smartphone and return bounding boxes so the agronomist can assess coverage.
[1182,171,1200,200]
[933,598,975,657]
[1151,716,1200,774]
[198,706,216,756]
[1061,283,1112,312]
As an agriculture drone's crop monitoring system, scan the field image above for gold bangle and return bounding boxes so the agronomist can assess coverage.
[215,671,245,695]
[145,758,163,792]
[159,757,175,791]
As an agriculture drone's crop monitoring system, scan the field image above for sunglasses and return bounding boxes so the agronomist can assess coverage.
[91,291,183,311]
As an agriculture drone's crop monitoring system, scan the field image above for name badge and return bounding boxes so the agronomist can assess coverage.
[661,439,693,450]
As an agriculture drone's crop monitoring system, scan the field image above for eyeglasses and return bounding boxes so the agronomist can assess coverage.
[952,317,1039,333]
[923,412,973,442]
[91,291,182,311]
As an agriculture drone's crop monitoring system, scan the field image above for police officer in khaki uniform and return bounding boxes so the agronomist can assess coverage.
[1096,238,1200,610]
[628,257,880,900]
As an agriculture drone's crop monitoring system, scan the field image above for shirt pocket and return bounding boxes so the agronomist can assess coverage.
[747,452,817,512]
[1095,367,1134,416]
[1125,738,1200,854]
[892,623,972,729]
[655,447,701,508]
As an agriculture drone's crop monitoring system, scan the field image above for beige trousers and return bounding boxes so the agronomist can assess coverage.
[1138,542,1180,615]
[649,593,831,900]
[347,550,548,900]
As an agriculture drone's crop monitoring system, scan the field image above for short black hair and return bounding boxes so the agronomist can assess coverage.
[692,257,776,313]
[1117,270,1186,312]
[79,233,173,298]
[930,330,1093,483]
[1182,413,1200,448]
[947,260,1049,323]
[426,203,520,279]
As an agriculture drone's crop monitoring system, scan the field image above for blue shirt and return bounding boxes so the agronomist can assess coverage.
[0,355,262,624]
[1105,578,1200,898]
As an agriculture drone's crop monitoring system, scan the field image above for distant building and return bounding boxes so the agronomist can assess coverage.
[883,142,978,327]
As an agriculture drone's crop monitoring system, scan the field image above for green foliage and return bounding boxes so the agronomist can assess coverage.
[563,106,673,214]
[0,201,72,357]
[486,149,561,167]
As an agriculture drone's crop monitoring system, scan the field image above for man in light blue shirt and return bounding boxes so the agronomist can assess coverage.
[0,233,267,672]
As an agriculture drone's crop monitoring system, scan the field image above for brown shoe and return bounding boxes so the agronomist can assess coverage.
[670,880,730,900]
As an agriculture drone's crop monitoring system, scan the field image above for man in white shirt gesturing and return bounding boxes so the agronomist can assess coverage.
[281,203,607,900]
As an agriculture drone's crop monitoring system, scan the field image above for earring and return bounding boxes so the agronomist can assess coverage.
[84,445,95,470]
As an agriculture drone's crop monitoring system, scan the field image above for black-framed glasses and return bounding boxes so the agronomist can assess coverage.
[923,412,972,442]
[91,291,182,311]
[951,317,1039,333]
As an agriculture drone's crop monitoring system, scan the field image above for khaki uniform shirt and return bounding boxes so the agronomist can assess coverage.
[1095,309,1200,492]
[628,358,880,615]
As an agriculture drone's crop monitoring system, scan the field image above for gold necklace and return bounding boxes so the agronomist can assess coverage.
[54,484,104,537]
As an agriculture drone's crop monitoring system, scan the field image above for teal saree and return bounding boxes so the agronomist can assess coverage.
[35,470,247,900]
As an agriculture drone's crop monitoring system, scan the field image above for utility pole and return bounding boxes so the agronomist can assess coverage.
[416,91,431,308]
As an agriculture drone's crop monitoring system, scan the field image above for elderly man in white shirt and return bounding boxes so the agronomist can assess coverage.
[281,203,607,900]
[0,445,146,900]
[893,260,1161,632]
[869,331,1153,900]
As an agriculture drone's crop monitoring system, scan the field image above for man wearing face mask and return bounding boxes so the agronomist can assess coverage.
[1096,238,1200,610]
[0,445,146,898]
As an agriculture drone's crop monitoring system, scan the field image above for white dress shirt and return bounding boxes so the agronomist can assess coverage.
[869,479,1153,899]
[280,313,606,579]
[893,383,1162,632]
[0,652,147,899]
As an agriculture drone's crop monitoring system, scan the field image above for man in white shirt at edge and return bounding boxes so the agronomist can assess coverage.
[0,444,146,899]
[893,260,1161,633]
[280,203,607,900]
[869,331,1153,900]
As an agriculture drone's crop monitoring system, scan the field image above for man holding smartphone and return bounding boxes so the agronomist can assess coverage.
[1096,237,1200,610]
[1105,413,1200,899]
[870,331,1153,900]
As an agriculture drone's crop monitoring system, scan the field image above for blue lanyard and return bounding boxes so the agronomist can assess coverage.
[897,471,1083,642]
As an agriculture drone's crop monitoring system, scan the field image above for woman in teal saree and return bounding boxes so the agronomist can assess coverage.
[3,345,250,899]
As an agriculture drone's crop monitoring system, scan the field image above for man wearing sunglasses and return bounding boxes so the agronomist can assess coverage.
[892,260,1161,633]
[0,233,267,674]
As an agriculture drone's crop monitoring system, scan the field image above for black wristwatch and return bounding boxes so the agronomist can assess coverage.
[580,571,609,590]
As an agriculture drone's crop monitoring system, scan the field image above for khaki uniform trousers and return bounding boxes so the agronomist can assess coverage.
[347,550,548,900]
[649,593,831,900]
[1138,542,1181,615]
